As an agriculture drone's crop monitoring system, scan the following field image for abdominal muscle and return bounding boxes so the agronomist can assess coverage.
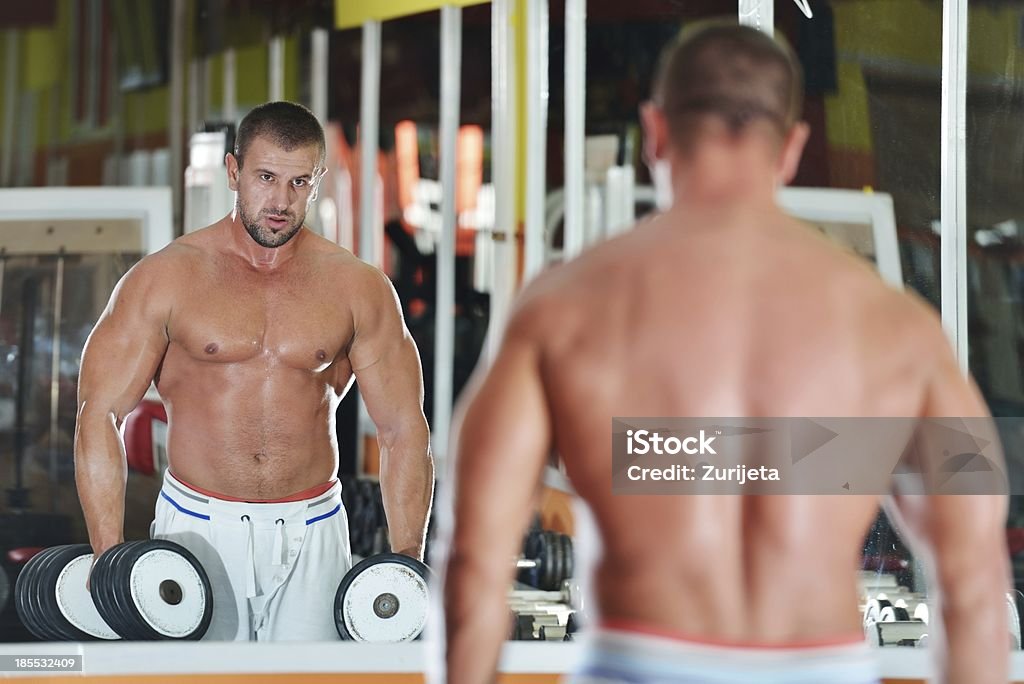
[156,358,341,501]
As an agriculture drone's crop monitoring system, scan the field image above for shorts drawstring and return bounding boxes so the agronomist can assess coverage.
[272,518,286,566]
[241,515,258,599]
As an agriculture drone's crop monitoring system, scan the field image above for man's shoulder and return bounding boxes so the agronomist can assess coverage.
[128,240,193,276]
[855,278,953,379]
[299,230,371,273]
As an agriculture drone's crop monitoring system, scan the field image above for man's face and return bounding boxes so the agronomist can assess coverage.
[227,136,324,248]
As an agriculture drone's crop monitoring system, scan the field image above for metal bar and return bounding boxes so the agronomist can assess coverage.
[223,48,237,124]
[48,252,65,512]
[523,0,549,279]
[311,28,330,124]
[169,0,187,234]
[202,55,212,124]
[1,30,20,187]
[433,5,462,466]
[738,0,773,35]
[269,35,285,102]
[359,21,382,266]
[485,0,517,362]
[188,57,202,137]
[11,278,37,509]
[940,0,968,372]
[563,0,586,259]
[356,20,383,476]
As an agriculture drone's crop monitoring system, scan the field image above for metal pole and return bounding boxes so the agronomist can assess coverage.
[188,57,202,136]
[169,0,187,234]
[10,278,37,510]
[269,35,285,102]
[434,5,462,467]
[1,30,20,187]
[523,0,549,280]
[738,0,773,35]
[356,20,383,476]
[563,0,586,259]
[940,0,968,372]
[311,28,330,124]
[188,55,207,138]
[485,0,517,362]
[359,21,382,267]
[48,251,65,512]
[223,48,237,125]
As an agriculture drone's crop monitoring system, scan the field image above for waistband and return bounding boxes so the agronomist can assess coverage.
[578,627,878,684]
[159,470,343,528]
[172,472,337,503]
[601,618,866,649]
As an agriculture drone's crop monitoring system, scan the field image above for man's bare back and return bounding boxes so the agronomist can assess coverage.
[140,222,375,499]
[522,208,936,644]
[443,24,1008,683]
[445,203,1007,683]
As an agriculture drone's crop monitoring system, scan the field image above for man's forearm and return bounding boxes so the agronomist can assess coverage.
[74,411,128,553]
[444,553,510,684]
[379,426,434,559]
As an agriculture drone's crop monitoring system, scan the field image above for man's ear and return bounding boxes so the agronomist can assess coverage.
[226,153,240,191]
[777,121,810,186]
[640,101,670,168]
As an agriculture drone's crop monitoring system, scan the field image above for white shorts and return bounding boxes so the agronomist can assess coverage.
[570,628,880,684]
[150,470,352,641]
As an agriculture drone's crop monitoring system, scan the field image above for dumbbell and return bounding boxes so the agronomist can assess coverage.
[862,591,926,627]
[516,530,574,591]
[512,612,571,641]
[865,593,1023,650]
[15,540,211,641]
[872,620,928,647]
[334,552,430,642]
[508,577,583,642]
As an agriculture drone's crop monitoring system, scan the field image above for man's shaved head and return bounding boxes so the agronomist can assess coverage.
[234,100,326,169]
[652,20,803,148]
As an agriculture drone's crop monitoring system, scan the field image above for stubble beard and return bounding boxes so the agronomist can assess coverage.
[236,199,305,248]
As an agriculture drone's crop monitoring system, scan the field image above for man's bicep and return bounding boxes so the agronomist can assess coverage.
[353,331,427,433]
[348,268,429,430]
[348,269,406,373]
[78,269,169,422]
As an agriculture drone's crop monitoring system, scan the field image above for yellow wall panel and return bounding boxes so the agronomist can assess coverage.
[335,0,490,29]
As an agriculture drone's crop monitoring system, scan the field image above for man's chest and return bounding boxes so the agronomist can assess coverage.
[168,266,354,370]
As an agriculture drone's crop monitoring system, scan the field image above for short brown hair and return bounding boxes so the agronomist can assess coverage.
[652,20,803,145]
[234,101,325,169]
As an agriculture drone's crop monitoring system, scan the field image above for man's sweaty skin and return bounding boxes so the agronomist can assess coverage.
[444,116,1009,684]
[75,135,433,570]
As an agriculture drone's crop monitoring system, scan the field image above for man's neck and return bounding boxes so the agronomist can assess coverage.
[670,145,780,220]
[223,214,305,269]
